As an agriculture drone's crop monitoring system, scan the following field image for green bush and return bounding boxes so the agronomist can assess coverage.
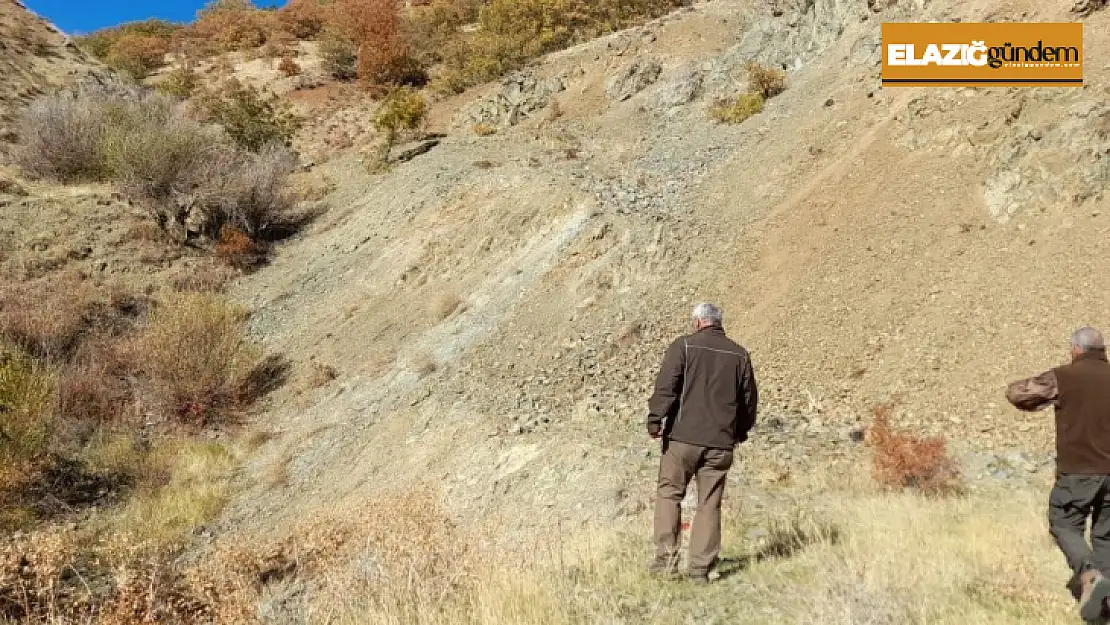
[373,87,427,145]
[710,92,764,124]
[195,79,301,152]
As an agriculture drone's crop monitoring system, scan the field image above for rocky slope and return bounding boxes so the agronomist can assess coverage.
[214,0,1110,550]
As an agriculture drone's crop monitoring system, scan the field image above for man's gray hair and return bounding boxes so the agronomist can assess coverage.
[1071,327,1106,351]
[692,303,723,326]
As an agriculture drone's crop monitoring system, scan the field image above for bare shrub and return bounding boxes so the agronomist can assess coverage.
[18,84,302,245]
[15,91,109,182]
[56,338,135,427]
[868,404,960,494]
[213,142,299,241]
[128,294,260,426]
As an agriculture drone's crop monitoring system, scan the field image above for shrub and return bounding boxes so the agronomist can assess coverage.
[278,56,302,77]
[213,143,298,239]
[104,33,170,79]
[318,30,359,80]
[747,61,787,99]
[278,0,327,39]
[334,0,428,88]
[17,85,302,249]
[0,349,56,495]
[0,275,95,362]
[14,90,110,182]
[434,0,688,93]
[216,225,267,270]
[710,92,764,124]
[192,0,276,53]
[129,294,259,426]
[868,404,960,494]
[374,86,427,146]
[75,19,181,62]
[404,0,484,67]
[156,64,200,98]
[195,79,301,151]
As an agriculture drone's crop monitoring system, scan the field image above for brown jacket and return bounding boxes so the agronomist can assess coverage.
[1007,349,1110,474]
[647,326,758,449]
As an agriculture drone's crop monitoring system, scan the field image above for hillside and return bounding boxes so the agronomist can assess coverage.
[3,0,1110,622]
[0,0,105,157]
[229,0,1110,533]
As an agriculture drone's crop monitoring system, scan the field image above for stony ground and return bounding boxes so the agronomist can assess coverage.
[4,0,1110,615]
[210,0,1110,556]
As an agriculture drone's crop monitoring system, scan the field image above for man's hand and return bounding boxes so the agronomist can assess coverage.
[647,421,662,439]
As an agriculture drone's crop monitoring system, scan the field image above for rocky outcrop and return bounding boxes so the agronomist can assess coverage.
[605,56,663,102]
[453,71,567,130]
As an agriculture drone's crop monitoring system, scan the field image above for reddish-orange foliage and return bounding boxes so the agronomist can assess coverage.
[333,0,415,86]
[868,404,960,494]
[215,225,267,270]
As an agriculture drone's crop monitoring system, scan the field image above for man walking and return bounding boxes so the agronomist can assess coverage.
[1007,327,1110,622]
[646,303,758,583]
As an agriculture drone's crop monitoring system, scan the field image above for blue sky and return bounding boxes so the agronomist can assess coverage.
[22,1,282,35]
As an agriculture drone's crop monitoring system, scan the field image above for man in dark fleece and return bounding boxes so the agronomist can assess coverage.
[646,303,758,583]
[1008,327,1110,623]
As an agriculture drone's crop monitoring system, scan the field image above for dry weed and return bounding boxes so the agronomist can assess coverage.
[868,404,960,494]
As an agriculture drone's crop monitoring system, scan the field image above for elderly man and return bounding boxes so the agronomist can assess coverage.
[1007,327,1110,622]
[646,303,758,583]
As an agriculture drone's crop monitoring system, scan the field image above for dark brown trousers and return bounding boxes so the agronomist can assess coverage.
[651,440,734,576]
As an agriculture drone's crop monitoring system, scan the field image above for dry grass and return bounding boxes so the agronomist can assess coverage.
[167,480,1073,625]
[97,440,239,548]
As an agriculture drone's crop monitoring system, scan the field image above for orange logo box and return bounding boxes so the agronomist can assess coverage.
[882,22,1083,87]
